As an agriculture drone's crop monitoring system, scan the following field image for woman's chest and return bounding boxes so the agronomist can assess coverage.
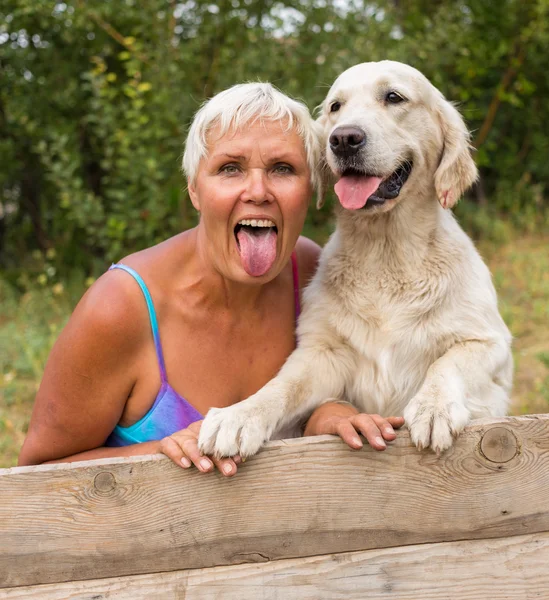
[167,317,296,411]
[124,299,297,426]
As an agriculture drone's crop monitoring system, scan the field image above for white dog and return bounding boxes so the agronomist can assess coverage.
[199,61,513,457]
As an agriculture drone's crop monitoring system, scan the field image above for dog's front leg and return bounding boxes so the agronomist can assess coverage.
[404,338,512,453]
[198,342,351,458]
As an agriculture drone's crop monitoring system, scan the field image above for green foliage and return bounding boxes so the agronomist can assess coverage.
[0,265,87,390]
[476,234,549,413]
[0,266,89,467]
[538,353,549,369]
[1,0,548,273]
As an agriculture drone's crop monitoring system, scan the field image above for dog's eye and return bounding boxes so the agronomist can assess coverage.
[386,91,405,104]
[330,101,341,113]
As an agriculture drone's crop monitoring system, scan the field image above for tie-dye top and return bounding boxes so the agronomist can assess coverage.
[105,253,300,447]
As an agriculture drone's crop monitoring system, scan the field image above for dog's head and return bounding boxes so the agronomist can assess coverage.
[316,61,478,212]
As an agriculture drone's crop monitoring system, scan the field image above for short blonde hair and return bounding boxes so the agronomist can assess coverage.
[182,82,320,188]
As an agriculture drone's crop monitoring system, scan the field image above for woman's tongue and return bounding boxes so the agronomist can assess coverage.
[236,227,277,277]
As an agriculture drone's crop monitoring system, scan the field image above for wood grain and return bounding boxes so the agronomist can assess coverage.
[3,531,549,599]
[1,415,549,589]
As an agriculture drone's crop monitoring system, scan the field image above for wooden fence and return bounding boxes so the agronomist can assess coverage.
[1,414,549,599]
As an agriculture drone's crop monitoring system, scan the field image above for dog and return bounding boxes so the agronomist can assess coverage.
[198,60,513,457]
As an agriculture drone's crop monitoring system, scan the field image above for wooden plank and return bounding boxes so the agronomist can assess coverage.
[1,415,549,589]
[3,531,549,599]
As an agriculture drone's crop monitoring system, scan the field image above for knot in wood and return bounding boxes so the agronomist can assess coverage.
[94,471,116,492]
[479,427,518,463]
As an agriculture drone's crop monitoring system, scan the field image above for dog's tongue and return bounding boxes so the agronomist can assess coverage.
[335,175,383,210]
[236,227,277,277]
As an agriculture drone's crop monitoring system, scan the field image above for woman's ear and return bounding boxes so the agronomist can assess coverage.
[188,180,200,212]
[434,95,478,209]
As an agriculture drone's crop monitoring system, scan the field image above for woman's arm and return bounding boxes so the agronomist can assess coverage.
[39,441,162,464]
[18,272,149,466]
[18,273,240,478]
[34,422,241,477]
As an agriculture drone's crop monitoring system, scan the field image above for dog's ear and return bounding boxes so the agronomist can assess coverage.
[316,160,333,210]
[315,110,331,209]
[434,96,478,209]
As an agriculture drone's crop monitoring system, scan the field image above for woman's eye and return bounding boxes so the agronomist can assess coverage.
[330,101,341,113]
[274,164,293,174]
[386,91,406,104]
[220,164,240,175]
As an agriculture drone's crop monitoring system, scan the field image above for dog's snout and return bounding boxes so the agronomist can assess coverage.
[329,127,366,157]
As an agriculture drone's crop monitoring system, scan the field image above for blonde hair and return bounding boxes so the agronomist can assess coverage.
[182,82,320,188]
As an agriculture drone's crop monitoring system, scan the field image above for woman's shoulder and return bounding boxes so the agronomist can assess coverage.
[88,242,183,332]
[79,232,193,339]
[72,266,152,349]
[295,236,322,288]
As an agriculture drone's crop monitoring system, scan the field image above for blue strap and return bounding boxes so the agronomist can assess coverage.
[109,263,167,382]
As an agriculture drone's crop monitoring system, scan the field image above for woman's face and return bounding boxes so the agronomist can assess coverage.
[188,119,312,283]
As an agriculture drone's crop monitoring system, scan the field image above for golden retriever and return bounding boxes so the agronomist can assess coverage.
[199,61,513,456]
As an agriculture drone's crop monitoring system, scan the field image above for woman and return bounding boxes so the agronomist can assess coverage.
[18,83,403,475]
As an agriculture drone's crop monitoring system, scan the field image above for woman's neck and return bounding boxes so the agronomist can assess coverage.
[182,226,274,315]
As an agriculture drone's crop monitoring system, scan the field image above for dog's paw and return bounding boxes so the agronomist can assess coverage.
[198,401,276,458]
[403,389,470,454]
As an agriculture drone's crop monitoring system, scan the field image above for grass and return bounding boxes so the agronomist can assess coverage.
[477,235,549,414]
[0,268,91,468]
[1,221,548,468]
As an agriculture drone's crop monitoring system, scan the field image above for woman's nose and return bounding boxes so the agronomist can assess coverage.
[241,170,273,204]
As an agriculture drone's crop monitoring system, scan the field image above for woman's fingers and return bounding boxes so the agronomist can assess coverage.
[181,437,216,473]
[328,413,406,451]
[350,414,389,450]
[159,435,194,469]
[334,418,364,449]
[387,416,405,429]
[160,433,239,476]
[160,435,213,472]
[352,414,405,449]
[367,414,397,441]
[211,456,238,477]
[367,414,405,441]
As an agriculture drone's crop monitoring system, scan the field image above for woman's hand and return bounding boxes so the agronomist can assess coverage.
[159,420,241,477]
[304,402,405,451]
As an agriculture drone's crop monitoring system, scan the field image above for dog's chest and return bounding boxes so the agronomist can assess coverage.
[339,302,443,413]
[326,263,450,412]
[332,264,445,336]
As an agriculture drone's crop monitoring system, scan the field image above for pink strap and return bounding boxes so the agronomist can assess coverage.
[291,250,300,320]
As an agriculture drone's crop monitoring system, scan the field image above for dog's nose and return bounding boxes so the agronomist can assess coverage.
[329,127,366,157]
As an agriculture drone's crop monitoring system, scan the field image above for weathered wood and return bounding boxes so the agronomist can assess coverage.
[1,415,549,589]
[3,531,549,599]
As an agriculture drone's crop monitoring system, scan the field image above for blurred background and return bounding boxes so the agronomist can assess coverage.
[1,0,548,467]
